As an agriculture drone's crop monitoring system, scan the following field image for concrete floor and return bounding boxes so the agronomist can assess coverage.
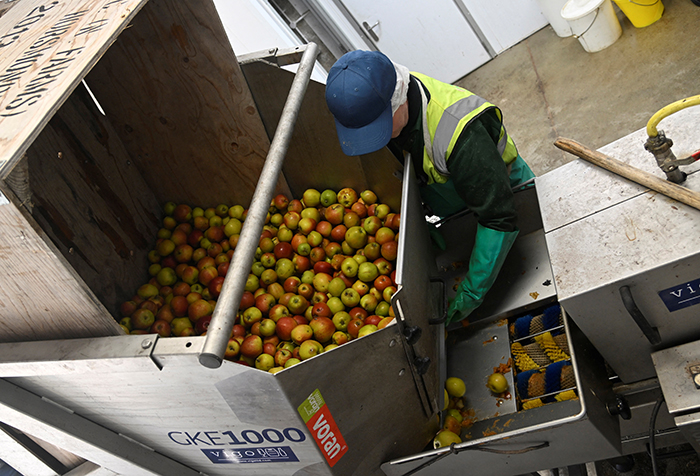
[454,0,700,178]
[457,1,700,474]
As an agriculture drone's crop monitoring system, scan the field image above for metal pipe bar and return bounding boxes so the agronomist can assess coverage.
[199,42,320,368]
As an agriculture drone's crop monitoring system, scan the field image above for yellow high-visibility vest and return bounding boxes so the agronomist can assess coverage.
[412,72,518,184]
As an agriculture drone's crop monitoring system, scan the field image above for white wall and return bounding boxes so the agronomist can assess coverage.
[213,0,327,82]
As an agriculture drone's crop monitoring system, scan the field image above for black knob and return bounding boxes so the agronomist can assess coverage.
[607,395,632,420]
[414,356,431,375]
[404,326,422,345]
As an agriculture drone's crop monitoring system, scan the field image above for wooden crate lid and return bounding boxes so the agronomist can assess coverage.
[0,0,150,179]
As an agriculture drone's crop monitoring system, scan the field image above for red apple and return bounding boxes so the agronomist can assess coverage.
[297,283,314,300]
[150,319,171,337]
[195,315,212,335]
[274,241,293,259]
[325,203,345,225]
[224,338,240,360]
[188,299,213,323]
[314,261,333,275]
[316,221,332,237]
[240,335,263,358]
[173,204,192,223]
[293,315,309,326]
[208,276,225,298]
[349,307,368,320]
[275,316,298,341]
[275,348,293,367]
[347,318,364,338]
[330,224,347,243]
[273,194,289,211]
[131,308,155,330]
[312,302,332,319]
[269,304,291,323]
[255,293,276,316]
[365,314,382,326]
[381,240,398,261]
[240,291,255,310]
[309,316,336,343]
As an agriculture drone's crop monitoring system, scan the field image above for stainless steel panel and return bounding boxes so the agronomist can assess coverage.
[0,334,159,377]
[653,340,700,415]
[545,171,700,303]
[536,106,700,233]
[560,249,700,383]
[538,106,700,383]
[0,378,200,476]
[674,413,700,454]
[393,157,443,417]
[446,317,517,419]
[0,321,434,476]
[615,383,685,455]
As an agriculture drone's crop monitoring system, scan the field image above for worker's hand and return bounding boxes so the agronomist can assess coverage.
[444,225,519,325]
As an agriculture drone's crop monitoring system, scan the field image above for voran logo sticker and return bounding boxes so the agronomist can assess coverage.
[298,389,348,467]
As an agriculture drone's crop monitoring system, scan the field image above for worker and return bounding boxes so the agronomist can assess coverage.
[324,50,535,325]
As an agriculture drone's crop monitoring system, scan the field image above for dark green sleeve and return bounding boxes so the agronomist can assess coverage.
[446,114,517,233]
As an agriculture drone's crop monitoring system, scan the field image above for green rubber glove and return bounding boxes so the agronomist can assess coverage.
[428,222,447,251]
[446,224,519,324]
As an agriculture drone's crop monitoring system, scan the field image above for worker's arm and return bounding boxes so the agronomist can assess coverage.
[444,114,519,324]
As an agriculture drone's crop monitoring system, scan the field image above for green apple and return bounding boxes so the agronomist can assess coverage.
[357,262,379,283]
[284,357,301,368]
[344,226,368,249]
[332,312,351,332]
[341,257,359,277]
[327,297,345,315]
[255,353,275,371]
[302,189,321,208]
[320,189,337,207]
[164,201,177,216]
[228,205,245,219]
[299,339,323,360]
[328,277,347,297]
[360,190,377,205]
[360,294,378,312]
[301,270,315,284]
[341,288,361,307]
[358,324,378,338]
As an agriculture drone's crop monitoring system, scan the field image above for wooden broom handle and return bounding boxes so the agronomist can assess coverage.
[554,137,700,211]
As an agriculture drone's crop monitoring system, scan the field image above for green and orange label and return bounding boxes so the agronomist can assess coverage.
[298,389,348,467]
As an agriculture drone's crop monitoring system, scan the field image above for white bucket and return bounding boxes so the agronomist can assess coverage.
[536,0,574,37]
[561,0,622,52]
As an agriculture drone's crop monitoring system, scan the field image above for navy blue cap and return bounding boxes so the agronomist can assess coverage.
[325,50,396,156]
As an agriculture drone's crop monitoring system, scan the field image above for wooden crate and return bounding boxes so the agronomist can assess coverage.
[0,0,402,344]
[0,0,282,342]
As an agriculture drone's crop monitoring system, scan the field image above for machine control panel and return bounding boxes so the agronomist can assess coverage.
[690,365,700,389]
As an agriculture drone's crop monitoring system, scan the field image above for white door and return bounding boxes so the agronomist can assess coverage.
[457,0,548,54]
[337,0,491,83]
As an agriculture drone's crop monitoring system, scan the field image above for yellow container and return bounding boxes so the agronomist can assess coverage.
[612,0,664,28]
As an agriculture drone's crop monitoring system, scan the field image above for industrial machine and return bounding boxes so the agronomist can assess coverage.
[0,1,699,475]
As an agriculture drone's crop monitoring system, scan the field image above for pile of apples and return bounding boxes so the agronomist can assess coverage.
[118,187,400,372]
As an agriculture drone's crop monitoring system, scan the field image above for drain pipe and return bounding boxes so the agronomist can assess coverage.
[199,42,320,369]
[644,94,700,183]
